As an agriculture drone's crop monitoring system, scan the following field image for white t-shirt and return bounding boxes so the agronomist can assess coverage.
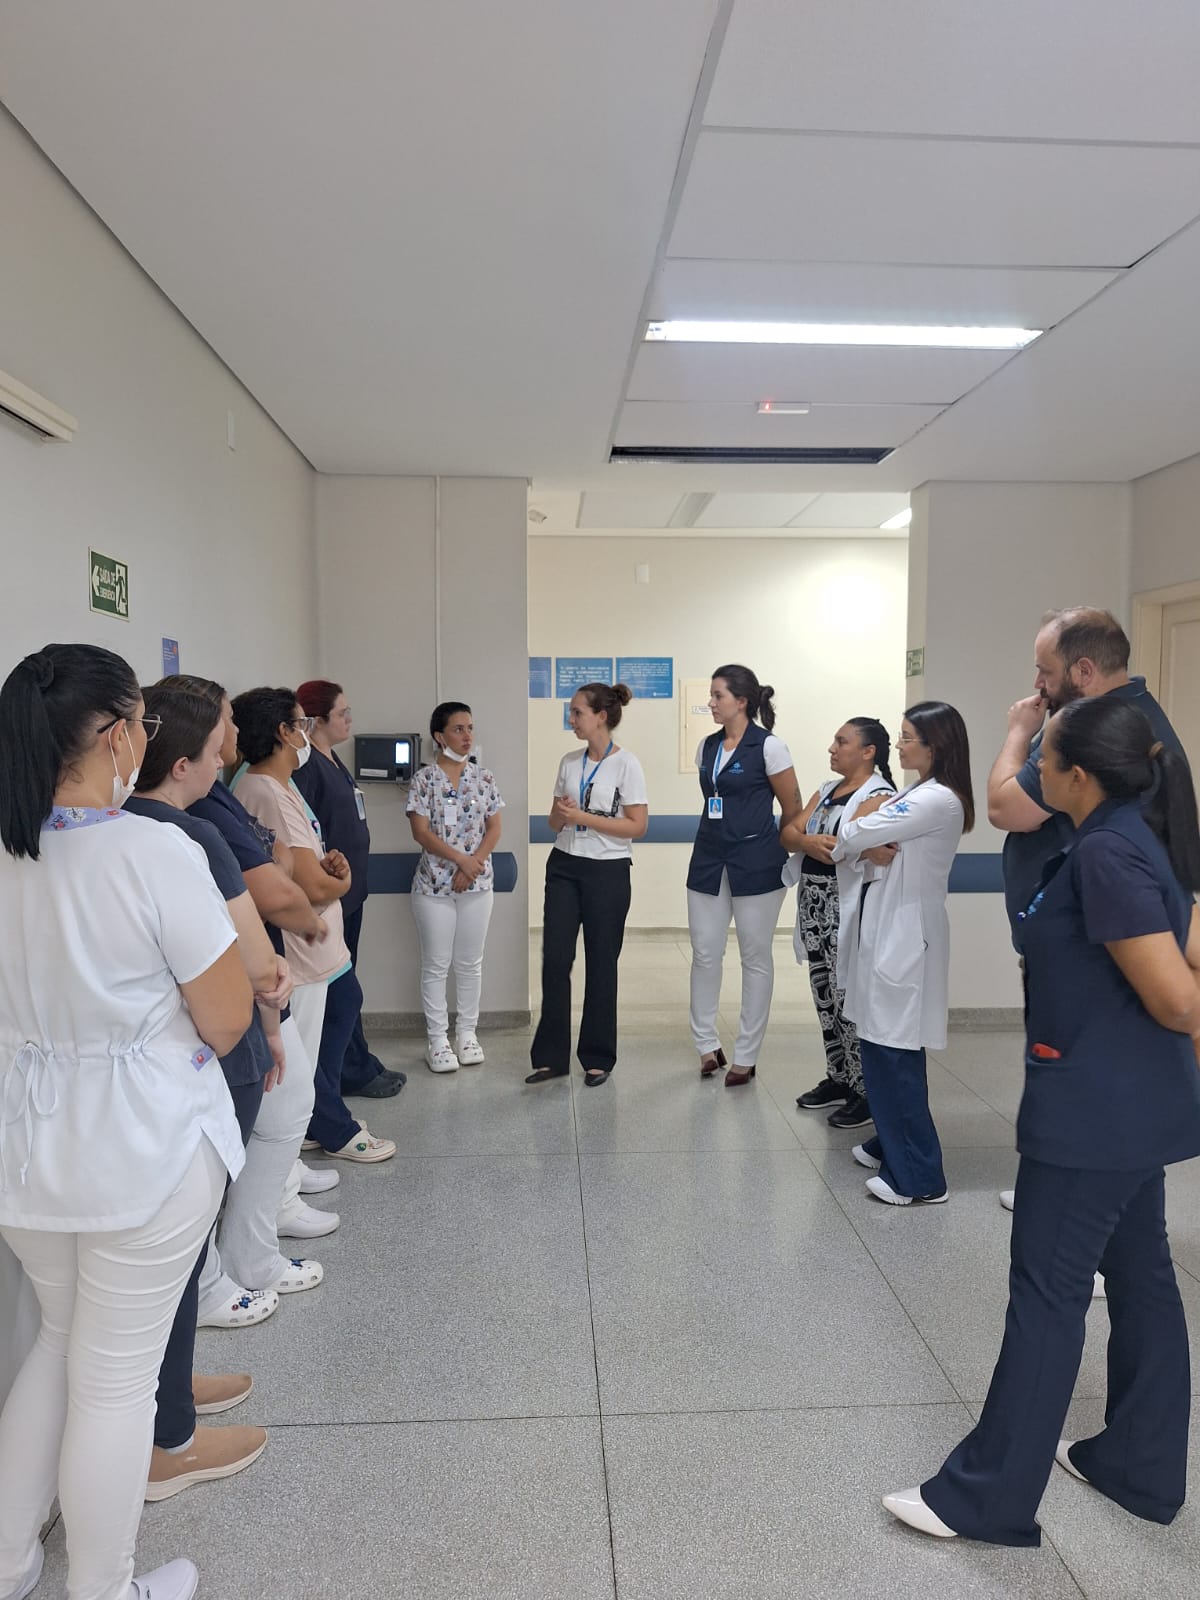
[0,806,244,1232]
[551,747,648,862]
[694,732,794,776]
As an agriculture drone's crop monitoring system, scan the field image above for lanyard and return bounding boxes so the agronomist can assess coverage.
[579,742,613,810]
[711,739,739,794]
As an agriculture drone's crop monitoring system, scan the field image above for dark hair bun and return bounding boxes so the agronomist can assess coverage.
[613,683,633,707]
[758,683,776,702]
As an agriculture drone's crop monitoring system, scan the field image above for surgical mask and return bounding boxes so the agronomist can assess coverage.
[437,742,471,763]
[292,730,312,768]
[109,732,140,807]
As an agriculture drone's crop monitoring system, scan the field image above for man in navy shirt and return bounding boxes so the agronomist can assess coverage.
[988,608,1186,935]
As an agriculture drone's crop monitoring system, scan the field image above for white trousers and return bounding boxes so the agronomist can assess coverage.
[0,1141,224,1600]
[411,889,494,1040]
[688,872,786,1066]
[199,1015,318,1307]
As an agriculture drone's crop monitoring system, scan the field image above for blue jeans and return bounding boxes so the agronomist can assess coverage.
[923,1159,1189,1544]
[338,903,387,1093]
[859,1040,946,1199]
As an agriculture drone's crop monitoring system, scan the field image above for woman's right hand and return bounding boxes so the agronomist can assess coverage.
[804,833,838,864]
[863,843,900,867]
[548,796,574,832]
[457,853,484,882]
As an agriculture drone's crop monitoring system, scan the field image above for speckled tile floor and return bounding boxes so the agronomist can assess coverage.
[34,934,1200,1597]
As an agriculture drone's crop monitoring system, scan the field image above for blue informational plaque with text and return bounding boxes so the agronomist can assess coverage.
[554,656,613,698]
[529,656,552,698]
[616,656,673,698]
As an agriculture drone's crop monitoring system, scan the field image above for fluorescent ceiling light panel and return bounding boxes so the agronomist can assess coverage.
[880,508,913,530]
[646,321,1042,350]
[756,400,810,414]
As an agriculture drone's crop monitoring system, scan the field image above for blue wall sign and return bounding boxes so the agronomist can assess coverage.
[554,656,613,698]
[529,656,552,698]
[161,637,180,677]
[616,656,673,698]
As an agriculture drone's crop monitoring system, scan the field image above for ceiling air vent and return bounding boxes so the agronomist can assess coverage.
[610,445,892,466]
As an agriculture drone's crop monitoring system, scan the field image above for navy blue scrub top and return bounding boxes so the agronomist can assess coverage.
[1002,678,1186,936]
[1015,798,1200,1172]
[294,748,370,917]
[687,722,787,897]
[124,795,271,1089]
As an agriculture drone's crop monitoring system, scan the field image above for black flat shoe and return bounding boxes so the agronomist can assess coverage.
[828,1093,872,1130]
[524,1067,569,1085]
[351,1072,405,1099]
[583,1070,611,1086]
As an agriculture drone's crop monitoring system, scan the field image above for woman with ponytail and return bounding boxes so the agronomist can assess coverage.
[781,718,896,1129]
[687,664,801,1087]
[887,696,1200,1548]
[0,644,253,1600]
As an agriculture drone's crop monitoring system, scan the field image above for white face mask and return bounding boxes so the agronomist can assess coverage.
[109,730,140,807]
[292,729,312,768]
[437,742,471,763]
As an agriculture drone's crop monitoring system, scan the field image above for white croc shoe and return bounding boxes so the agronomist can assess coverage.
[129,1558,200,1600]
[427,1038,459,1073]
[272,1257,324,1294]
[882,1487,958,1538]
[1055,1440,1089,1482]
[325,1127,396,1163]
[197,1287,279,1329]
[456,1033,485,1065]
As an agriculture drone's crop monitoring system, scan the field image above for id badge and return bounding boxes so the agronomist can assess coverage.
[354,788,367,822]
[708,796,723,820]
[443,801,459,829]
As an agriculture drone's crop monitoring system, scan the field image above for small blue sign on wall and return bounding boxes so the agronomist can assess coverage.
[529,656,552,698]
[616,656,673,698]
[555,656,613,698]
[563,702,574,730]
[161,637,180,677]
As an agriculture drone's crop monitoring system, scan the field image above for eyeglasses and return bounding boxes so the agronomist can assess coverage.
[895,734,926,747]
[99,713,162,742]
[290,716,316,734]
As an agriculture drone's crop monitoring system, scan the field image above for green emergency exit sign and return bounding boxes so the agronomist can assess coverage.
[89,549,129,619]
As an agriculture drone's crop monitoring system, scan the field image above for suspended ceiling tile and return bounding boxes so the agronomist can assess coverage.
[791,493,910,529]
[705,0,1200,143]
[577,490,691,528]
[628,342,1006,406]
[670,132,1200,268]
[649,260,1120,331]
[615,401,941,450]
[691,492,821,527]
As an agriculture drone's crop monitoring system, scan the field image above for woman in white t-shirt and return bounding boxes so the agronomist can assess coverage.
[528,682,648,1087]
[407,701,505,1073]
[687,664,801,1086]
[0,643,253,1600]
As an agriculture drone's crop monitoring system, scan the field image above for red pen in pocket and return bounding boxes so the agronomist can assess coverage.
[1031,1042,1062,1060]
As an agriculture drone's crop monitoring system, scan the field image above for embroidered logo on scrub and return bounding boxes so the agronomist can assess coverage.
[885,799,911,815]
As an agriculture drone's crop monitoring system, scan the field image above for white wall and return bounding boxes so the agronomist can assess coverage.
[316,475,529,1020]
[1130,452,1200,594]
[0,107,316,685]
[528,533,909,929]
[910,481,1133,1008]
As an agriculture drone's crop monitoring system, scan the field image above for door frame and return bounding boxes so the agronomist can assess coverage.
[1130,577,1200,697]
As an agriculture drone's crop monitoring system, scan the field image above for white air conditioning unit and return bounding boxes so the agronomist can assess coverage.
[0,367,77,442]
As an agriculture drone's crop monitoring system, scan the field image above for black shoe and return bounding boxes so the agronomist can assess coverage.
[583,1069,611,1087]
[796,1077,849,1111]
[350,1071,405,1099]
[827,1093,873,1130]
[525,1066,569,1085]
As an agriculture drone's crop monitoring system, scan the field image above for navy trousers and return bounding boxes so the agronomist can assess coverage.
[923,1158,1190,1545]
[154,1078,263,1449]
[859,1040,947,1199]
[307,967,365,1151]
[338,903,387,1094]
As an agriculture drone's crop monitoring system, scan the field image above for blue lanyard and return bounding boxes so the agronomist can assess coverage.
[579,742,613,810]
[711,739,739,794]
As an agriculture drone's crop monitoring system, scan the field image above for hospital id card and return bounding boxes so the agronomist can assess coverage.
[708,796,723,820]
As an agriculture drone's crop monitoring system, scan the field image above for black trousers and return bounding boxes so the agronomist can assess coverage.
[154,1078,264,1449]
[923,1157,1190,1545]
[339,902,387,1093]
[531,850,631,1073]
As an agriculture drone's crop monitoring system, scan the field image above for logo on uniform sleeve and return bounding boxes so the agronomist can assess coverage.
[887,799,911,815]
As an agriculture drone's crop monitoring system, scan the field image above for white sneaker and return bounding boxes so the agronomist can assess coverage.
[866,1174,948,1206]
[1093,1272,1106,1299]
[272,1257,324,1294]
[197,1287,279,1329]
[129,1558,199,1600]
[455,1033,485,1065]
[277,1198,340,1238]
[427,1038,459,1073]
[999,1189,1015,1212]
[852,1143,881,1171]
[298,1163,340,1194]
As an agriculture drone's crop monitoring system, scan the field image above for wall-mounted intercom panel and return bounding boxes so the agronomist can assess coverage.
[354,734,421,784]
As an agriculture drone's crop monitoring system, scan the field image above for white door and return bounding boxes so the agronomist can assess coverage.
[1159,597,1200,776]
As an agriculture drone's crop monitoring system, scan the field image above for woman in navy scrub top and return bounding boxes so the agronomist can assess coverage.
[295,680,404,1100]
[885,696,1200,1547]
[687,664,800,1086]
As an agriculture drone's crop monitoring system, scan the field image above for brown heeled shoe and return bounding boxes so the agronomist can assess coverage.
[724,1064,756,1087]
[700,1048,727,1078]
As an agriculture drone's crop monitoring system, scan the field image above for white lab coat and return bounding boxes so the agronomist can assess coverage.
[831,780,964,1052]
[782,773,895,975]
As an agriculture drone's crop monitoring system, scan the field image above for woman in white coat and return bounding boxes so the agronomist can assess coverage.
[781,718,896,1131]
[832,701,974,1205]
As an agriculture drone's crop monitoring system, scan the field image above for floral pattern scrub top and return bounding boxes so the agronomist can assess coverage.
[406,761,505,896]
